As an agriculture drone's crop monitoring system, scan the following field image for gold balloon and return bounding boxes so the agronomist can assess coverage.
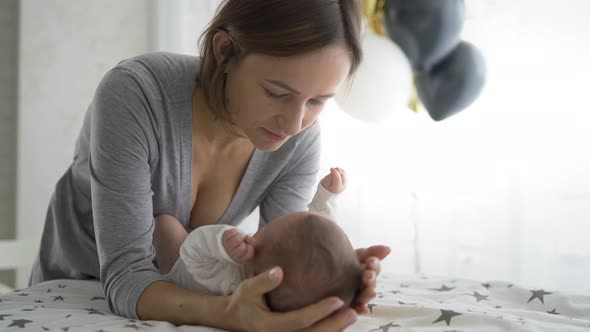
[361,0,422,113]
[362,0,386,36]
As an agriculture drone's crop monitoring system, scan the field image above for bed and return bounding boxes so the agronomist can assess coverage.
[1,273,589,331]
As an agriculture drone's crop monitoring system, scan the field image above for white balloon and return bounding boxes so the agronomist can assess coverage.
[336,31,413,123]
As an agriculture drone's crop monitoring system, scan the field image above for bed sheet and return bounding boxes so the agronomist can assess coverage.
[1,274,589,331]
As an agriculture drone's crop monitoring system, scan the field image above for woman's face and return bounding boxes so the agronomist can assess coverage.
[224,43,352,151]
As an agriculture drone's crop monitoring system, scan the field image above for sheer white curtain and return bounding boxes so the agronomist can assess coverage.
[154,0,590,294]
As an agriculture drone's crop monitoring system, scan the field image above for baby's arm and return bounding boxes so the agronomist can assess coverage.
[308,167,347,219]
[153,214,188,274]
[173,225,246,295]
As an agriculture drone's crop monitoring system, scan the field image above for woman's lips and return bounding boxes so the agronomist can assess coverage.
[263,128,287,141]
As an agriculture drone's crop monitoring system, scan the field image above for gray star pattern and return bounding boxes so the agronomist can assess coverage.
[370,322,401,331]
[431,284,455,292]
[432,309,463,326]
[124,324,140,329]
[86,308,105,315]
[528,289,552,304]
[8,319,33,328]
[468,291,488,302]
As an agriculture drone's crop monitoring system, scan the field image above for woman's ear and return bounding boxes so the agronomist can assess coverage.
[212,30,235,67]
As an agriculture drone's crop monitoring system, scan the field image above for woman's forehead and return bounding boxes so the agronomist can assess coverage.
[238,45,351,93]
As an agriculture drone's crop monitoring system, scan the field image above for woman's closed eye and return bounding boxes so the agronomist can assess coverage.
[264,88,324,107]
[307,98,324,106]
[264,88,288,99]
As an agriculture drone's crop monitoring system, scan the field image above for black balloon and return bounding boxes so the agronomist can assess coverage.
[416,41,486,121]
[384,0,465,71]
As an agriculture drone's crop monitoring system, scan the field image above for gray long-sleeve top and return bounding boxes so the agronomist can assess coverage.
[29,52,321,319]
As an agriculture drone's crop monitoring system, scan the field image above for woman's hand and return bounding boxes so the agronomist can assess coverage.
[223,267,358,332]
[353,245,391,314]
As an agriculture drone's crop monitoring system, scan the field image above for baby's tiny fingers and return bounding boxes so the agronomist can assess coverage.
[244,235,255,245]
[242,244,255,261]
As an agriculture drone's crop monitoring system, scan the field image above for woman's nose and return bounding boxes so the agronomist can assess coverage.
[279,104,306,136]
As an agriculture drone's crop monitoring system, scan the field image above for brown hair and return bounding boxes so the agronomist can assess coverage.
[197,0,363,125]
[254,213,363,312]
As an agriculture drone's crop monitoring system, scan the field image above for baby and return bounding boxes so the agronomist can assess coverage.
[156,167,363,311]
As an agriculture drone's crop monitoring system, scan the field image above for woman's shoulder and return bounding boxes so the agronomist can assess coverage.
[107,52,200,103]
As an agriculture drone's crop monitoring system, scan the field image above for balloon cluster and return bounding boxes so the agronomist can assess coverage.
[337,0,486,122]
[384,0,486,121]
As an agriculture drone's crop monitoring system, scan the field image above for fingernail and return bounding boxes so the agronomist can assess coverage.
[330,299,344,311]
[346,312,357,326]
[269,267,279,280]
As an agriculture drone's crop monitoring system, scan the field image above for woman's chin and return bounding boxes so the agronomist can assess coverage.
[250,134,287,152]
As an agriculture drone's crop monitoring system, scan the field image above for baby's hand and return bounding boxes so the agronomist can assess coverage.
[320,167,347,194]
[221,228,255,264]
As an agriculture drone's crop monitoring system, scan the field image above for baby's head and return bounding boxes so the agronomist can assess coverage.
[249,212,362,312]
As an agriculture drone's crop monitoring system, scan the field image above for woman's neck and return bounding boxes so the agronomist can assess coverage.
[192,87,248,150]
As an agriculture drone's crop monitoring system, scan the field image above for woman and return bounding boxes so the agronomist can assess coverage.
[30,0,390,330]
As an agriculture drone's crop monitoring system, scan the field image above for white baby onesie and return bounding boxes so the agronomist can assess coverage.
[165,183,339,295]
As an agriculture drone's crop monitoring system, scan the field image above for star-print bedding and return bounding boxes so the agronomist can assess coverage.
[1,274,589,331]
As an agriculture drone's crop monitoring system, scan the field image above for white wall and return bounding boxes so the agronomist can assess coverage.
[0,0,19,290]
[14,0,152,287]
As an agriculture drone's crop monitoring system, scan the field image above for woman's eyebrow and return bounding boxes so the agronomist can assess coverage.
[265,79,335,99]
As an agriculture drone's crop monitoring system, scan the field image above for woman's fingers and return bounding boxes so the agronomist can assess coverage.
[354,303,369,315]
[301,308,357,332]
[268,297,347,331]
[356,270,377,305]
[242,266,284,296]
[356,245,391,262]
[353,246,391,315]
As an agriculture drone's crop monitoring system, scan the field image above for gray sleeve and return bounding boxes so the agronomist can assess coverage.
[259,122,321,227]
[89,67,168,319]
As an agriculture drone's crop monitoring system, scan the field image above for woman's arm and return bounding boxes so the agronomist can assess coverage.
[137,280,228,326]
[138,267,358,331]
[153,215,189,274]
